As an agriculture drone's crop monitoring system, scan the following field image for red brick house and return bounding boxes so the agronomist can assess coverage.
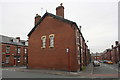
[91,53,102,61]
[28,4,90,71]
[101,41,120,64]
[1,35,28,67]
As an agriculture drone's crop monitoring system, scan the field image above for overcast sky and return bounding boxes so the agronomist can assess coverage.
[0,0,119,53]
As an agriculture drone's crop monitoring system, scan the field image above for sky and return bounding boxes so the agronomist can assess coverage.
[0,0,119,53]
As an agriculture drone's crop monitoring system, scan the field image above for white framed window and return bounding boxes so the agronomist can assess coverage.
[25,41,28,46]
[24,48,27,54]
[78,60,80,64]
[6,56,10,64]
[49,34,54,48]
[16,39,19,43]
[80,35,83,48]
[18,48,21,53]
[6,46,10,53]
[41,36,46,48]
[117,47,119,52]
[76,30,80,45]
[17,57,20,63]
[24,56,26,60]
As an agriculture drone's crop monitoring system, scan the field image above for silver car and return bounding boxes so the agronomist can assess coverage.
[93,60,100,67]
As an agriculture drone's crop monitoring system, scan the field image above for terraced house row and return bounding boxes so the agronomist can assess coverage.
[0,35,28,67]
[27,4,91,71]
[101,41,120,64]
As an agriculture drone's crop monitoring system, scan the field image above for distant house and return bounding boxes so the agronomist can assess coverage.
[27,4,90,71]
[91,53,102,61]
[1,35,28,67]
[101,41,120,64]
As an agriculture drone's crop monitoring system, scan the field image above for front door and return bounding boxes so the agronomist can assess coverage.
[14,57,16,66]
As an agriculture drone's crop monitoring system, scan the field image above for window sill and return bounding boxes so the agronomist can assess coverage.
[49,46,54,48]
[41,47,46,49]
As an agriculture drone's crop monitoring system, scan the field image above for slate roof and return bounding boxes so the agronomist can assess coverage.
[27,12,85,41]
[0,35,28,46]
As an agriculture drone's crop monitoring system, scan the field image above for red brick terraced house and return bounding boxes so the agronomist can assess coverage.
[101,41,120,64]
[27,4,91,71]
[1,35,28,67]
[91,53,102,61]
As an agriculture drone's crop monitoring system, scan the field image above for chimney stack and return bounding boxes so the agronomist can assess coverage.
[115,41,119,46]
[16,37,20,42]
[111,45,114,49]
[56,3,64,18]
[35,14,41,25]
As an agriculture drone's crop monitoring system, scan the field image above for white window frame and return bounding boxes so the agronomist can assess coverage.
[17,57,20,63]
[24,48,27,54]
[6,56,10,64]
[117,47,119,52]
[6,46,10,53]
[41,36,46,48]
[76,30,80,45]
[49,34,55,48]
[17,48,21,53]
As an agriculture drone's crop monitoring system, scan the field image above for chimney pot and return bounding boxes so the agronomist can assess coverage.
[115,41,119,46]
[16,37,20,42]
[111,45,114,49]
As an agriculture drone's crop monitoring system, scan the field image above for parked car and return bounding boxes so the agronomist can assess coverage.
[102,60,113,64]
[99,60,103,63]
[102,60,108,63]
[93,60,100,67]
[106,61,113,64]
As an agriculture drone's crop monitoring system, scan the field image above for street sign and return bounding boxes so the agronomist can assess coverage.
[66,48,69,53]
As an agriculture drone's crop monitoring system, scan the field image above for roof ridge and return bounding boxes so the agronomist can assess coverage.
[28,12,77,37]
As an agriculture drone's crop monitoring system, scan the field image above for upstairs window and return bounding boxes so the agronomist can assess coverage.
[76,30,80,45]
[49,34,54,48]
[6,46,10,53]
[17,48,21,53]
[41,36,46,48]
[24,48,27,54]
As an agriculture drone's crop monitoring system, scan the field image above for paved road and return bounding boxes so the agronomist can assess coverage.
[2,63,119,78]
[3,70,71,78]
[92,63,118,78]
[93,63,118,74]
